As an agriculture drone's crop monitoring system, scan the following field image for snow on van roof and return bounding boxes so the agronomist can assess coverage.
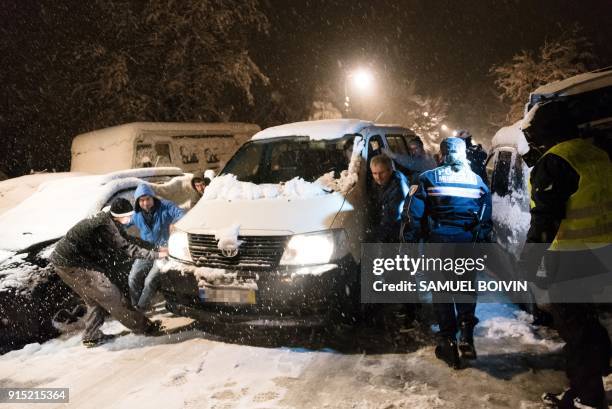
[251,119,374,141]
[491,120,529,155]
[531,69,612,97]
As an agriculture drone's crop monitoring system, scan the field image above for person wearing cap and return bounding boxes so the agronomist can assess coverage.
[50,198,168,347]
[402,137,492,369]
[455,129,488,184]
[518,100,611,409]
[127,183,185,311]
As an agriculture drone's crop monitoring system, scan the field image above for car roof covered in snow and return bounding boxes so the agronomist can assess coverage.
[0,167,191,252]
[530,69,612,98]
[251,119,377,141]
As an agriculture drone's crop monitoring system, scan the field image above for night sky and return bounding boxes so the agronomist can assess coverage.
[254,0,612,134]
[2,0,612,176]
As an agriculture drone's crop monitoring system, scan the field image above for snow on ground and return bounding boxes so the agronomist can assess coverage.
[2,303,604,409]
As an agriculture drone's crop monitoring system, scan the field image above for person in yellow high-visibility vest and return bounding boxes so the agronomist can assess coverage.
[519,99,611,409]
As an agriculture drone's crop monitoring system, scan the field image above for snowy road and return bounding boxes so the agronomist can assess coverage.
[1,304,611,409]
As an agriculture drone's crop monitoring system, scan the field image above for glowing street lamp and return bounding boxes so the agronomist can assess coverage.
[344,67,374,115]
[441,124,449,132]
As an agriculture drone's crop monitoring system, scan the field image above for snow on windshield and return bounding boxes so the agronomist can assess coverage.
[203,138,363,201]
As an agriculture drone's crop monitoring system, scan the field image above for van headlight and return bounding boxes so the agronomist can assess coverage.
[168,230,192,262]
[280,229,348,266]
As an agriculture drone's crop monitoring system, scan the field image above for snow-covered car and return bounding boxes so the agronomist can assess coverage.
[160,119,418,327]
[0,172,88,216]
[0,167,194,352]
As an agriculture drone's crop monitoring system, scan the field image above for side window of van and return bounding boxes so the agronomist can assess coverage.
[491,150,512,197]
[155,143,172,166]
[135,143,155,167]
[386,134,408,155]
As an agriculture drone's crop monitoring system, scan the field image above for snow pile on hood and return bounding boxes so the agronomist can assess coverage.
[215,224,243,252]
[203,174,327,201]
[203,137,363,201]
[0,172,86,216]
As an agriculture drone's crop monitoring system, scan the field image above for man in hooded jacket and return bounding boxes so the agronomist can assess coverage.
[128,183,185,311]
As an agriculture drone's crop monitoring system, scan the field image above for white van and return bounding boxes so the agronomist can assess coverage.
[71,122,261,175]
[161,119,417,326]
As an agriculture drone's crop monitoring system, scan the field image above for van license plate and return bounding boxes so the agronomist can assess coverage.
[198,286,257,305]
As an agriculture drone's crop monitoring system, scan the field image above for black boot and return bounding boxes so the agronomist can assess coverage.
[434,337,461,369]
[458,321,477,360]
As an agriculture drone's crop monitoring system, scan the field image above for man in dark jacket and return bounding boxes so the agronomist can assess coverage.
[518,100,611,409]
[51,198,167,347]
[403,137,492,368]
[128,183,185,311]
[456,130,488,184]
[369,154,409,242]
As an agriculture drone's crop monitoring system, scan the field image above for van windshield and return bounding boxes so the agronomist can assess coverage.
[221,135,355,184]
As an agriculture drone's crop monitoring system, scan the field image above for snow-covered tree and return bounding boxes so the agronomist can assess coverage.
[307,85,343,121]
[0,0,270,176]
[491,25,595,122]
[386,80,449,150]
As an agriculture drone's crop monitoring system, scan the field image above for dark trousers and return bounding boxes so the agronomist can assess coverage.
[55,265,152,341]
[432,286,478,339]
[550,303,610,406]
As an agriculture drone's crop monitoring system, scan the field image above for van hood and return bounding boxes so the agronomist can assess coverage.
[176,192,348,236]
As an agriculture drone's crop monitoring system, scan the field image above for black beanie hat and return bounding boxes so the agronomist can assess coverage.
[110,198,134,218]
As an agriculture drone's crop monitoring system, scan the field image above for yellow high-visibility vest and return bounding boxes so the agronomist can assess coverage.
[530,138,612,251]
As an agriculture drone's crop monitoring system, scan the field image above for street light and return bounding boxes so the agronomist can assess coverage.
[344,67,374,116]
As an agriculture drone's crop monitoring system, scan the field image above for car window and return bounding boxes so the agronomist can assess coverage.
[511,152,526,192]
[155,143,172,166]
[485,152,496,188]
[385,134,408,155]
[491,150,512,197]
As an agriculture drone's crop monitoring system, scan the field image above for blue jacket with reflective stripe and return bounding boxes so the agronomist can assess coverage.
[403,164,492,242]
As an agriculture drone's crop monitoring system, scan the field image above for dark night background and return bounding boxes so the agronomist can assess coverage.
[2,0,612,178]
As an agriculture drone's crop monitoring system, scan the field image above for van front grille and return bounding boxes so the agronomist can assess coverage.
[188,234,288,270]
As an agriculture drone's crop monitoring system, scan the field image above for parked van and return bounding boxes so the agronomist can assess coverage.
[161,119,417,326]
[70,122,261,175]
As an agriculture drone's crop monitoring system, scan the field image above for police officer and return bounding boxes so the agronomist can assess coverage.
[519,100,611,409]
[456,130,488,184]
[403,137,492,369]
